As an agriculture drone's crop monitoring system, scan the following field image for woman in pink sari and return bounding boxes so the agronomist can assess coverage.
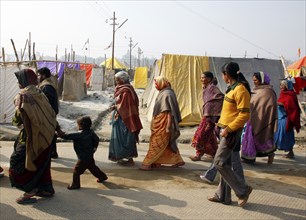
[190,71,224,161]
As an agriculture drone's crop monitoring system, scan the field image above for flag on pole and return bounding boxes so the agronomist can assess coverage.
[82,38,89,50]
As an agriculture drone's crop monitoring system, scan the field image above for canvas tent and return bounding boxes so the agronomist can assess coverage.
[287,56,306,77]
[90,68,104,90]
[134,67,148,89]
[142,54,285,126]
[100,57,127,70]
[62,68,87,101]
[0,65,27,123]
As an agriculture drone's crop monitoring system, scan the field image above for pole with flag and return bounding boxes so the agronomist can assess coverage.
[82,38,90,61]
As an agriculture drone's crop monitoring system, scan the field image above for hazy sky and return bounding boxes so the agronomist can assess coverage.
[0,0,305,62]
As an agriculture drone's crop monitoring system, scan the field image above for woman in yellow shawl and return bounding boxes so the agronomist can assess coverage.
[140,76,185,170]
[9,69,57,204]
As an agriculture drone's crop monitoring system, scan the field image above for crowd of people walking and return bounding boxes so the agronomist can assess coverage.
[0,62,302,207]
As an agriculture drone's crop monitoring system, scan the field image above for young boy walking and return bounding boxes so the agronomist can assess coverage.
[59,116,108,190]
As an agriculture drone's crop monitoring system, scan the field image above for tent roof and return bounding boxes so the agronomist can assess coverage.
[100,57,127,69]
[287,56,306,70]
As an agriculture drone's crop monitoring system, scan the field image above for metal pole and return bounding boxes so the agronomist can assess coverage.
[129,37,132,70]
[111,11,116,70]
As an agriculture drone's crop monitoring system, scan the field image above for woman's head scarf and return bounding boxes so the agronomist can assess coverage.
[261,71,270,85]
[280,79,294,90]
[15,69,38,88]
[154,76,170,90]
[115,71,130,84]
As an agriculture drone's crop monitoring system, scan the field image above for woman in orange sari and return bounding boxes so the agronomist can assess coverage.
[140,76,185,170]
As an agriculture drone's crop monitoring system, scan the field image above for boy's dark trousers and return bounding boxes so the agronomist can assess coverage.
[71,159,107,187]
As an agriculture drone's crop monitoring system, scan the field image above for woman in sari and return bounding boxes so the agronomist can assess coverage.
[9,69,57,204]
[190,71,224,161]
[140,76,185,170]
[108,71,143,166]
[241,72,278,164]
[274,80,301,159]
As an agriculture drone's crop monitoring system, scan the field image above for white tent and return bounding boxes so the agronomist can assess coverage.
[0,65,33,123]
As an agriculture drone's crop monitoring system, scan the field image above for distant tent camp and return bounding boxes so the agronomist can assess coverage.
[142,54,285,126]
[100,57,127,70]
[287,56,306,77]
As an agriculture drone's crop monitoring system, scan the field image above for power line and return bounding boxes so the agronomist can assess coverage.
[87,2,108,21]
[176,2,279,58]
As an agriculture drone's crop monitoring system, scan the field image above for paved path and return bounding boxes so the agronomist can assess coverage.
[0,141,305,220]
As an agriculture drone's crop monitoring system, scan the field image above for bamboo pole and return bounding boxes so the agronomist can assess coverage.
[65,48,67,62]
[21,39,28,61]
[28,32,31,61]
[55,45,58,76]
[2,47,5,63]
[32,42,37,71]
[72,51,75,62]
[10,39,19,62]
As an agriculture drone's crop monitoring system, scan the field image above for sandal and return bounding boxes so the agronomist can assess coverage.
[117,159,135,166]
[139,165,152,171]
[151,163,161,168]
[97,177,108,183]
[16,189,38,204]
[268,153,275,165]
[36,190,54,198]
[282,154,295,159]
[207,195,232,205]
[16,196,37,204]
[172,162,185,168]
[67,184,80,190]
[189,156,201,161]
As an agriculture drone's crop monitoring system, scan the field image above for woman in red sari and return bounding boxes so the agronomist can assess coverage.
[274,80,301,159]
[190,71,224,161]
[140,76,184,170]
[9,69,57,204]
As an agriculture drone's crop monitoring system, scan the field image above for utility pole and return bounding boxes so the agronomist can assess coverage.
[109,12,128,70]
[110,12,117,70]
[137,47,143,67]
[129,37,138,70]
[129,37,133,70]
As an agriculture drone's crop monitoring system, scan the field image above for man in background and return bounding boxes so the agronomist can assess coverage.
[37,67,61,159]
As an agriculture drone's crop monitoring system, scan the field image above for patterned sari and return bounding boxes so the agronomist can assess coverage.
[142,86,184,167]
[142,113,184,166]
[191,82,224,157]
[191,116,219,157]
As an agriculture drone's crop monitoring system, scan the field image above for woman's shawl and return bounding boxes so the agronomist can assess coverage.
[278,90,301,132]
[14,85,57,171]
[153,87,182,152]
[114,84,143,133]
[202,82,224,116]
[250,85,278,144]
